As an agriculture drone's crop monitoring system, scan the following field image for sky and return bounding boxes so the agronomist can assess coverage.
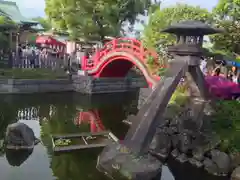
[161,0,218,10]
[13,0,219,18]
[14,0,45,17]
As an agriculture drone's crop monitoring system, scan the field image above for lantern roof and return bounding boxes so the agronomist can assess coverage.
[162,20,223,36]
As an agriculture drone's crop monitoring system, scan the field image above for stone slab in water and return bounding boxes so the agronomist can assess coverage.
[96,142,162,180]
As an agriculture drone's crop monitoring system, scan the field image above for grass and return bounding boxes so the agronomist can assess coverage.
[169,82,189,105]
[0,68,68,79]
[165,83,190,117]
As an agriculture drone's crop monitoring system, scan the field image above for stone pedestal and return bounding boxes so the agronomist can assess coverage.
[96,142,162,180]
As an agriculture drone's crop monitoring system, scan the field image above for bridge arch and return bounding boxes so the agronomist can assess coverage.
[87,52,158,87]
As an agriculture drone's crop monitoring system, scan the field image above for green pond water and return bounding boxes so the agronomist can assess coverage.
[0,92,230,180]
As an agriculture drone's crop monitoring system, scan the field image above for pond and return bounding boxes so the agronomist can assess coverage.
[0,92,230,180]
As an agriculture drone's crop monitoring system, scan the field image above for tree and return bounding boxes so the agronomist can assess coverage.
[142,4,212,67]
[45,0,154,41]
[32,17,51,30]
[0,16,15,25]
[0,16,16,49]
[142,3,212,49]
[210,0,240,54]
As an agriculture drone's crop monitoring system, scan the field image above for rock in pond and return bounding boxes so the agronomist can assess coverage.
[203,158,218,175]
[232,166,240,180]
[211,149,231,175]
[230,153,240,170]
[5,122,40,150]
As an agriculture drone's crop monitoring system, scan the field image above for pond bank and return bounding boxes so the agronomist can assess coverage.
[0,75,147,94]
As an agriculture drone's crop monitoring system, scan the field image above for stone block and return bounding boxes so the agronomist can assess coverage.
[97,142,162,180]
[203,158,218,175]
[211,149,231,175]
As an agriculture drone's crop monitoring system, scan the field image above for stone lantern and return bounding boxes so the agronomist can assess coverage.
[162,20,223,66]
[96,21,223,180]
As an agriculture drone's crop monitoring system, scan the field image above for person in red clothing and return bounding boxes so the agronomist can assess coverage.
[212,67,221,76]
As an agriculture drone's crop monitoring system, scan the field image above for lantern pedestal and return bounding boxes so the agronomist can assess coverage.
[96,143,162,180]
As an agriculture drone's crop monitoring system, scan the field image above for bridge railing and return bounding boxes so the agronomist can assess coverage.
[82,38,159,71]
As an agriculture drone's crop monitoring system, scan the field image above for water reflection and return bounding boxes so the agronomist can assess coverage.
[0,92,136,180]
[5,149,33,167]
[17,107,40,121]
[0,92,231,180]
[38,94,134,180]
[75,110,106,133]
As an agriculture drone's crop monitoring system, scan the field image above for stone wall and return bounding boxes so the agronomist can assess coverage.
[72,75,92,94]
[0,75,148,94]
[73,75,148,94]
[0,79,72,94]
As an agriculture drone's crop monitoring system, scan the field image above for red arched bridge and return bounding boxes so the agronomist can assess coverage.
[81,38,162,87]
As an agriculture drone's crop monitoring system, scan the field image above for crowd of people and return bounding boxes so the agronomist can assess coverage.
[18,44,63,58]
[200,57,240,84]
[12,44,65,68]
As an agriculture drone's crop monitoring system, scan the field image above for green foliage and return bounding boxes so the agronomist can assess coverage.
[166,84,189,115]
[157,67,166,76]
[210,49,234,58]
[0,16,16,49]
[143,3,212,49]
[210,0,240,54]
[211,100,240,153]
[147,55,155,65]
[169,84,188,106]
[236,56,240,63]
[55,138,71,146]
[0,16,15,25]
[208,48,237,62]
[45,0,156,40]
